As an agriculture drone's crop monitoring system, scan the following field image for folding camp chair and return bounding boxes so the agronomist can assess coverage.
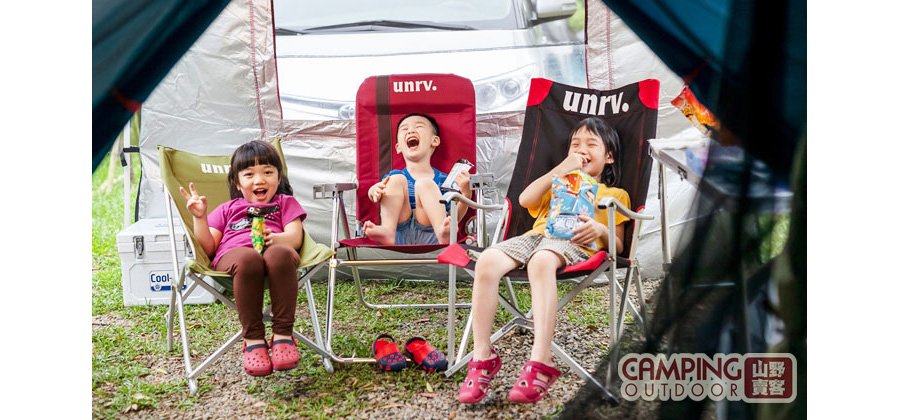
[313,73,495,365]
[158,139,335,395]
[438,78,659,399]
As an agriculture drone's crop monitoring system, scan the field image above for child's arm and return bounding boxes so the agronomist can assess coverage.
[519,153,587,208]
[179,183,222,257]
[368,180,387,203]
[454,171,472,216]
[264,219,304,250]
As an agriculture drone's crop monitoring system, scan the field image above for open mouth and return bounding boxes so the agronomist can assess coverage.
[253,188,268,200]
[406,136,420,150]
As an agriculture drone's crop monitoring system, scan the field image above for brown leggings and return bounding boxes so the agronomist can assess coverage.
[214,244,300,340]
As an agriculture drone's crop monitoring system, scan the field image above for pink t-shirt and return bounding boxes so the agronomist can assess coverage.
[208,194,307,267]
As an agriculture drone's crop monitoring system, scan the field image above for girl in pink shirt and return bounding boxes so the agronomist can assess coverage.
[180,141,307,376]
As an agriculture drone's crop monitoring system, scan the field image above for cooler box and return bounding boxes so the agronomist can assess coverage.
[116,218,223,306]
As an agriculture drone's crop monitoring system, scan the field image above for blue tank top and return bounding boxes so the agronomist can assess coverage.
[383,167,450,210]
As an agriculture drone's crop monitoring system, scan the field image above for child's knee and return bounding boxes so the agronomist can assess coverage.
[232,248,265,277]
[413,177,438,193]
[263,244,300,268]
[385,174,408,190]
[527,251,562,273]
[475,249,509,275]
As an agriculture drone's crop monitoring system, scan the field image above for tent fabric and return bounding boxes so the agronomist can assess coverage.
[92,0,232,172]
[134,0,712,278]
[602,0,807,181]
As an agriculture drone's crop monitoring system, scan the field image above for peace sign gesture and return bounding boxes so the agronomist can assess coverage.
[179,182,208,218]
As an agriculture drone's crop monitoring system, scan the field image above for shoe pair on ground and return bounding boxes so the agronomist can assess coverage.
[458,349,561,404]
[372,334,448,373]
[242,336,300,376]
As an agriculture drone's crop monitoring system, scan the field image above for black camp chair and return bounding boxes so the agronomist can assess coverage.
[438,78,659,398]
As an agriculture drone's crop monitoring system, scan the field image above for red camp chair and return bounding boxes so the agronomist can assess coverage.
[313,74,496,365]
[438,78,659,399]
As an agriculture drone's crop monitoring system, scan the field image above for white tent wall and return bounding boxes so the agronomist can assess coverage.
[138,0,279,224]
[137,0,704,279]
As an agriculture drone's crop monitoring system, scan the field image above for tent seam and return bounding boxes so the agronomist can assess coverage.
[249,0,266,137]
[606,5,613,90]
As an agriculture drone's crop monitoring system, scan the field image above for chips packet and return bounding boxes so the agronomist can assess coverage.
[545,170,598,251]
[247,205,279,254]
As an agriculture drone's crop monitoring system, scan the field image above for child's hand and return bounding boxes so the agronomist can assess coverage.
[455,171,472,198]
[262,225,275,247]
[570,215,607,246]
[179,182,208,218]
[368,180,387,203]
[554,152,588,176]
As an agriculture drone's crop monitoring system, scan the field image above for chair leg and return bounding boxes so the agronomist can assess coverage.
[303,274,334,373]
[447,263,457,366]
[325,258,338,353]
[550,340,617,401]
[173,274,199,395]
[166,267,182,352]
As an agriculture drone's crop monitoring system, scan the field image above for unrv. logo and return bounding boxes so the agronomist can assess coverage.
[393,80,438,93]
[200,163,231,174]
[563,91,629,116]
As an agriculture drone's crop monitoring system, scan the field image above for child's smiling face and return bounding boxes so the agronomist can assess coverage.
[568,126,613,178]
[396,115,440,161]
[236,162,279,204]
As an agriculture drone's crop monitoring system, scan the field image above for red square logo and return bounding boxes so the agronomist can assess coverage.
[743,355,794,402]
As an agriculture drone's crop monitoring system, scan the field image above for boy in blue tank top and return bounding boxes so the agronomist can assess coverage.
[363,113,471,245]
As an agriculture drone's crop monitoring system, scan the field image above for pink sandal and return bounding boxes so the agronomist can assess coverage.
[508,361,561,403]
[270,336,300,371]
[242,341,273,376]
[458,349,502,404]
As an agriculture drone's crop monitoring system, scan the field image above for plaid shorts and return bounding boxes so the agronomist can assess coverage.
[489,234,590,268]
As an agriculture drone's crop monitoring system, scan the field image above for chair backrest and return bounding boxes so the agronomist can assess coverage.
[355,73,477,232]
[158,138,288,269]
[505,78,659,254]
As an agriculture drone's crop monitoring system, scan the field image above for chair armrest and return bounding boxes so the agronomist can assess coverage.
[469,174,496,191]
[440,191,504,211]
[313,183,357,199]
[597,197,654,221]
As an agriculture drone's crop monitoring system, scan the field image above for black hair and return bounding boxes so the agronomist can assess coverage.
[397,113,440,138]
[227,140,294,199]
[567,117,621,187]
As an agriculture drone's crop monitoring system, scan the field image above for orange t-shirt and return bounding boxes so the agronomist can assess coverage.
[523,184,631,256]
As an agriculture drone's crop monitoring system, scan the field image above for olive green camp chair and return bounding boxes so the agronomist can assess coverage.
[158,139,335,395]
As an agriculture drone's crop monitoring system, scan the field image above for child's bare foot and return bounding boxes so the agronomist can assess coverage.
[436,216,453,244]
[363,221,396,245]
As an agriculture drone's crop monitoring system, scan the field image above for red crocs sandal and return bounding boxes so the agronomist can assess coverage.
[457,349,502,404]
[508,361,561,403]
[372,334,406,372]
[404,337,448,373]
[242,341,273,377]
[270,336,300,371]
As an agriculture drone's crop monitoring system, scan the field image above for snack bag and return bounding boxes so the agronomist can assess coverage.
[671,86,719,136]
[441,159,474,192]
[247,205,279,254]
[250,217,266,254]
[545,170,598,251]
